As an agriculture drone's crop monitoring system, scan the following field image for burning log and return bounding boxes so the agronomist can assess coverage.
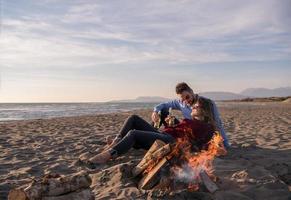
[144,140,166,159]
[132,141,170,177]
[138,156,170,190]
[8,171,94,200]
[199,170,218,193]
[135,132,226,193]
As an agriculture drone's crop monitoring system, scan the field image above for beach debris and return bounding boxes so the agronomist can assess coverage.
[134,132,226,193]
[8,170,94,200]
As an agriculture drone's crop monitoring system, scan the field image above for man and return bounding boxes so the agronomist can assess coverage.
[152,82,230,148]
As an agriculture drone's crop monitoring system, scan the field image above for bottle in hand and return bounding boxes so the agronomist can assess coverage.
[154,111,162,129]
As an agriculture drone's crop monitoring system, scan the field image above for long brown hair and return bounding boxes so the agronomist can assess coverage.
[198,98,216,128]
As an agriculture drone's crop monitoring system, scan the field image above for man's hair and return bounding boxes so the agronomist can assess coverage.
[175,82,193,94]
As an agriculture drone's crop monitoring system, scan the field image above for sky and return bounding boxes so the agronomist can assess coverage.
[0,0,291,102]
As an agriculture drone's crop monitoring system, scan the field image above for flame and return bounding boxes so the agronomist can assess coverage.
[171,131,226,189]
[142,128,227,191]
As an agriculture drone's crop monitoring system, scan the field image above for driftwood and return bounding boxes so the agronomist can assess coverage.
[42,189,94,200]
[8,181,45,200]
[8,171,93,200]
[199,170,218,193]
[132,140,168,177]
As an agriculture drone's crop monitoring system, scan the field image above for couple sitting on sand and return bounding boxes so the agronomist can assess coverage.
[79,82,229,169]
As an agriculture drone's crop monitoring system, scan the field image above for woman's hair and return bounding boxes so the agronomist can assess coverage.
[198,98,216,128]
[175,82,193,94]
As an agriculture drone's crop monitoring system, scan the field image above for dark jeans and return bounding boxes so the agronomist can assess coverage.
[112,115,175,155]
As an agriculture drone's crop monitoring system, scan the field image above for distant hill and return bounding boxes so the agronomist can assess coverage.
[134,96,171,102]
[110,93,245,102]
[240,87,291,97]
[227,96,291,103]
[199,92,246,101]
[109,87,291,102]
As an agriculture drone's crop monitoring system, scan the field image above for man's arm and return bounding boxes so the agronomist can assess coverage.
[210,100,230,148]
[153,99,181,112]
[152,100,182,124]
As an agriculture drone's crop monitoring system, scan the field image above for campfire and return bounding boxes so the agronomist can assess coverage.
[133,131,227,193]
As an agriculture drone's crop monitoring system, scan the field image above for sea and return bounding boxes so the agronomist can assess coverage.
[0,102,158,122]
[0,101,265,122]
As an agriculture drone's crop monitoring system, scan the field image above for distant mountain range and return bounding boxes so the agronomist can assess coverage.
[240,87,291,98]
[200,87,291,100]
[110,87,291,102]
[198,92,246,101]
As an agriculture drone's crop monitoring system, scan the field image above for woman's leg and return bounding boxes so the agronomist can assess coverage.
[113,130,175,154]
[81,114,157,162]
[89,130,175,164]
[92,115,157,153]
[80,115,160,164]
[112,114,158,143]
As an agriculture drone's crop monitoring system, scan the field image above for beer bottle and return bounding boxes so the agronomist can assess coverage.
[154,111,162,129]
[168,107,174,127]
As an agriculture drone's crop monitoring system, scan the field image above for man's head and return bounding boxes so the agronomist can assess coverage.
[175,82,197,106]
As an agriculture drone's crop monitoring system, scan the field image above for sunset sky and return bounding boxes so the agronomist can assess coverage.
[0,0,290,102]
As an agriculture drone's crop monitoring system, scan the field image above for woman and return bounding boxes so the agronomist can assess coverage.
[80,98,215,168]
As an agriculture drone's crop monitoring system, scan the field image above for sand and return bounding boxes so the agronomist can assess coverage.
[0,102,290,199]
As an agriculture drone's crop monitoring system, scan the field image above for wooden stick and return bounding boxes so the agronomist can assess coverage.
[144,140,166,159]
[135,143,171,176]
[199,170,219,193]
[132,140,167,176]
[138,157,169,190]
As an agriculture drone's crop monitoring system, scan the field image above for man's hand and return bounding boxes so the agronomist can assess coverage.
[151,112,160,122]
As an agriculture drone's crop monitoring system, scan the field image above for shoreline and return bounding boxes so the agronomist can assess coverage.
[1,101,290,123]
[0,108,154,124]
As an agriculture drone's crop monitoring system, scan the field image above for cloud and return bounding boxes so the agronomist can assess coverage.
[1,0,290,71]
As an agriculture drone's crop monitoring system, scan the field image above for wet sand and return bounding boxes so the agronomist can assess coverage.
[0,102,290,199]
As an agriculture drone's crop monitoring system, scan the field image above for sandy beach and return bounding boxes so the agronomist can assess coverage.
[0,102,290,199]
